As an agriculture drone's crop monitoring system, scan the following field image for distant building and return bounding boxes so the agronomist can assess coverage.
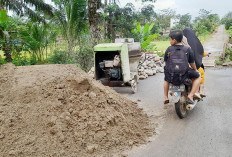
[170,18,179,28]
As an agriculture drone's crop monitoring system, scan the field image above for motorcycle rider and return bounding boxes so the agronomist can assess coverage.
[164,30,201,104]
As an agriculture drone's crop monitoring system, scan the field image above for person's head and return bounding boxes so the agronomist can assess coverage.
[183,28,195,38]
[169,30,183,46]
[183,27,204,69]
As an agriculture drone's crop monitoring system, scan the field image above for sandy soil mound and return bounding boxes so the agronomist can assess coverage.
[0,64,154,157]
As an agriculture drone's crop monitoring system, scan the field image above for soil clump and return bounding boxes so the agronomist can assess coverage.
[0,64,154,157]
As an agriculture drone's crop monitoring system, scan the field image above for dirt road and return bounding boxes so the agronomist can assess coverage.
[115,25,232,157]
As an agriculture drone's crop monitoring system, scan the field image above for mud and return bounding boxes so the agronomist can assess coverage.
[0,64,154,157]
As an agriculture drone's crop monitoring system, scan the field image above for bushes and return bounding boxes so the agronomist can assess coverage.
[77,41,94,71]
[48,41,94,72]
[227,26,232,38]
[12,57,30,66]
[224,19,232,30]
[221,12,232,33]
[156,35,169,41]
[48,50,68,64]
[156,52,165,57]
[0,55,5,65]
[225,48,232,61]
[193,11,220,36]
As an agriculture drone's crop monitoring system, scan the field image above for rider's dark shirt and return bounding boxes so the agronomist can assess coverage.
[164,45,195,63]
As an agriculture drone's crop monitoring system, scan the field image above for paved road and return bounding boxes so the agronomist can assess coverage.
[122,69,232,157]
[203,25,229,66]
[115,25,232,157]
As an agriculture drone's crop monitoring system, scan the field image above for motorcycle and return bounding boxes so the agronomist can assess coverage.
[169,78,202,119]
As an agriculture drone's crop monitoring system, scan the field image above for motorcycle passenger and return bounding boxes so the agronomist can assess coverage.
[163,30,201,104]
[198,52,210,97]
[183,28,207,97]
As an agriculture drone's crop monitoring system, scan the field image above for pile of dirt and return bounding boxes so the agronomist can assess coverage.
[0,64,154,157]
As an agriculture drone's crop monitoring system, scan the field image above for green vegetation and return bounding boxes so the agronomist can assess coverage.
[216,47,232,65]
[132,23,159,51]
[225,48,232,61]
[193,9,220,36]
[221,12,232,38]
[221,12,232,62]
[221,12,232,32]
[0,51,5,65]
[226,26,232,38]
[0,0,227,71]
[151,41,170,51]
[198,34,211,44]
[215,59,223,65]
[156,52,165,58]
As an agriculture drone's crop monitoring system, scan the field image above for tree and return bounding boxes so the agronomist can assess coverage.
[20,22,49,63]
[0,10,25,62]
[106,3,119,40]
[108,3,135,38]
[88,0,101,43]
[198,9,211,20]
[174,13,192,30]
[193,9,220,35]
[0,10,13,61]
[225,12,232,19]
[208,14,220,31]
[224,19,232,30]
[141,5,156,23]
[156,8,176,31]
[52,0,87,55]
[0,0,53,62]
[221,12,232,30]
[0,0,53,22]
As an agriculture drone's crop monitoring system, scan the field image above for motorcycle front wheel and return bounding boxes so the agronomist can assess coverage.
[175,99,188,119]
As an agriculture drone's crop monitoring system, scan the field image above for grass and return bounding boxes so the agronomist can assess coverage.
[149,32,212,52]
[215,59,223,65]
[0,43,62,60]
[198,34,211,44]
[0,41,82,66]
[150,41,170,51]
[226,29,232,38]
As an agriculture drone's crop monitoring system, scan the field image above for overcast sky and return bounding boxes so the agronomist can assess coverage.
[44,0,231,19]
[119,0,231,19]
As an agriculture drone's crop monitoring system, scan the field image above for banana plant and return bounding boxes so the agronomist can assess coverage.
[132,22,158,51]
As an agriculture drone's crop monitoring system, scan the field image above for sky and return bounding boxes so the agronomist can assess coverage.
[118,0,232,19]
[44,0,231,19]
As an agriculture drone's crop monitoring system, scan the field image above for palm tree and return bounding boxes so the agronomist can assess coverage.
[88,0,101,44]
[0,0,53,22]
[0,0,53,62]
[52,0,87,55]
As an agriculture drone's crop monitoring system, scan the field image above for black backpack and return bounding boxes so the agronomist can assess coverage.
[166,46,190,85]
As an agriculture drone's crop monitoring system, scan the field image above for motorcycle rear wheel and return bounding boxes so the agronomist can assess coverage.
[175,99,188,119]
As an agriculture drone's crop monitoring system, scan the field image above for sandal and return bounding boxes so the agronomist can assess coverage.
[200,94,206,98]
[194,93,202,99]
[186,98,194,104]
[164,100,169,104]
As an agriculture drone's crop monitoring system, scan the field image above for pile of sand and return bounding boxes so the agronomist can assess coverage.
[0,64,154,157]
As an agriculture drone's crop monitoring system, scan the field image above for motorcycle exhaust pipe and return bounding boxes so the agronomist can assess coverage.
[186,101,197,110]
